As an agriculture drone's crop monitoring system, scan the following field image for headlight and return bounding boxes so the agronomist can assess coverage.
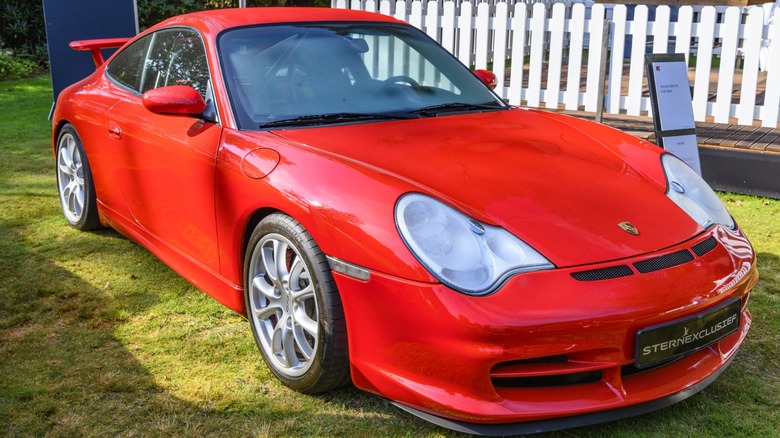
[662,154,734,229]
[395,193,554,295]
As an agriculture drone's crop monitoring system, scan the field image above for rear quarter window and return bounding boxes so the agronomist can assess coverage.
[106,37,152,93]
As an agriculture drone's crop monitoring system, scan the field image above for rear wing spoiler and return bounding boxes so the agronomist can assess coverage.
[69,37,132,68]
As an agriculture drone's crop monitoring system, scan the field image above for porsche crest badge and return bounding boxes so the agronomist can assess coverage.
[618,221,639,236]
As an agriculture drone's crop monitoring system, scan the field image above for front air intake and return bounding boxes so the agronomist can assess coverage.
[570,235,721,282]
[633,249,694,273]
[691,236,718,257]
[570,265,634,282]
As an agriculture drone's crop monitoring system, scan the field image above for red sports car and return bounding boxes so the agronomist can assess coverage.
[52,7,758,434]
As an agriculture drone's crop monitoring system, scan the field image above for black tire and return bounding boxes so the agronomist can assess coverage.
[244,213,350,393]
[55,124,101,231]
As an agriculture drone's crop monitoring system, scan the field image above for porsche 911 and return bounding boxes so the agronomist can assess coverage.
[52,8,758,434]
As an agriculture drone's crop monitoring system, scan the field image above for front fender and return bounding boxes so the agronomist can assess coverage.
[214,129,436,294]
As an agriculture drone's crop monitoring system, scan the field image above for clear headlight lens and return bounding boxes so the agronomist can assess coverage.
[395,193,554,295]
[662,154,735,229]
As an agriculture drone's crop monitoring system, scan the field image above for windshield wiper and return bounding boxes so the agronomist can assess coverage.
[260,112,416,128]
[406,102,505,117]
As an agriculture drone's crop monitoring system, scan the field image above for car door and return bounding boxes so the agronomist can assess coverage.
[105,28,223,272]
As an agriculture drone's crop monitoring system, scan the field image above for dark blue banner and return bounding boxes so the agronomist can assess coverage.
[43,0,138,102]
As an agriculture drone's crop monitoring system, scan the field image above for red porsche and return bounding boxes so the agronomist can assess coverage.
[52,7,758,434]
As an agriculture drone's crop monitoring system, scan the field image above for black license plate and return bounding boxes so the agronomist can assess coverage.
[635,298,741,369]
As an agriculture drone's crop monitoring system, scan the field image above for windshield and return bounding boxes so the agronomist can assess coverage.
[218,22,507,129]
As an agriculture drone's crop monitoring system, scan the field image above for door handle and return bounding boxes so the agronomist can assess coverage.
[107,121,122,140]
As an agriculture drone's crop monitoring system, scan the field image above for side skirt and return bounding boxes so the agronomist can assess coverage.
[96,201,246,314]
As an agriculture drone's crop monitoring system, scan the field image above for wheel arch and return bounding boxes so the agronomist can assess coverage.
[52,119,74,154]
[240,207,283,281]
[242,208,352,392]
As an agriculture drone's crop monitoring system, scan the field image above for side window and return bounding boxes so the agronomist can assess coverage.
[106,36,152,92]
[140,29,210,99]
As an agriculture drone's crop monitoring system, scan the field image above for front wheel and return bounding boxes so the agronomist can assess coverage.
[244,213,350,393]
[55,124,101,230]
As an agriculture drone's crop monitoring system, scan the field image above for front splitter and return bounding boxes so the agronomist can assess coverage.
[390,354,735,436]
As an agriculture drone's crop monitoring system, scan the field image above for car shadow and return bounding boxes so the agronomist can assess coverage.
[0,222,440,436]
[0,224,199,435]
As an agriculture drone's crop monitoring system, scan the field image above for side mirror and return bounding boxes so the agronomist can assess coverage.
[473,69,497,90]
[142,85,207,116]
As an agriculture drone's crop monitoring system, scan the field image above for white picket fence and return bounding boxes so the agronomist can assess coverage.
[333,0,780,128]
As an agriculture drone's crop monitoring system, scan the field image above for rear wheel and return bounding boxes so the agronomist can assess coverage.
[244,213,350,393]
[56,124,100,230]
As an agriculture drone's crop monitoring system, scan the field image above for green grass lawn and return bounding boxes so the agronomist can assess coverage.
[1,76,778,437]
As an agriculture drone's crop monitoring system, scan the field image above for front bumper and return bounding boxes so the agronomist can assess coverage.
[333,226,758,427]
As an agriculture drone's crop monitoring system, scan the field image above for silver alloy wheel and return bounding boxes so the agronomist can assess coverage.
[248,233,319,377]
[57,132,86,224]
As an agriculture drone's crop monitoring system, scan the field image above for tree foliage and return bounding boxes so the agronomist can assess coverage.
[0,1,47,70]
[138,0,237,30]
[0,0,327,77]
[138,0,331,31]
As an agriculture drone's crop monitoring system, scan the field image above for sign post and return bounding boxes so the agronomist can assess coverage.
[645,53,701,175]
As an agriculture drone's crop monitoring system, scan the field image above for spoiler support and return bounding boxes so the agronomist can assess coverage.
[69,38,132,68]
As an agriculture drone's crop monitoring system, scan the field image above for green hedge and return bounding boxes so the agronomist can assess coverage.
[0,50,39,81]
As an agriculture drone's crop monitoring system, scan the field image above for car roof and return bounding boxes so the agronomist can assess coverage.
[156,7,404,30]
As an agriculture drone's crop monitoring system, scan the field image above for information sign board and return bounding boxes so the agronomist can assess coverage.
[646,54,702,175]
[661,134,702,175]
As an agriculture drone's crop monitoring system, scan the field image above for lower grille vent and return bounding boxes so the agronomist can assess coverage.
[492,371,602,388]
[491,355,603,389]
[622,358,675,377]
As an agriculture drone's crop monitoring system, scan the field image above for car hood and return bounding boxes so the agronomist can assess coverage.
[273,108,702,267]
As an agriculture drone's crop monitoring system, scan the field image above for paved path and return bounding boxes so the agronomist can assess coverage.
[553,110,780,153]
